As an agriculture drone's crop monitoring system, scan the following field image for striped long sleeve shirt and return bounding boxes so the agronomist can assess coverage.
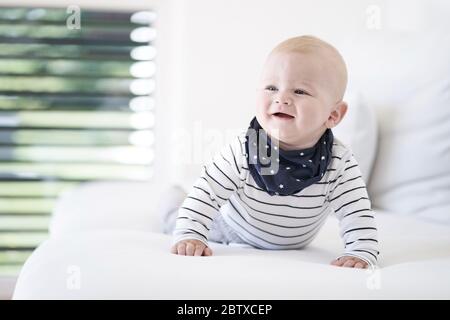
[173,131,379,267]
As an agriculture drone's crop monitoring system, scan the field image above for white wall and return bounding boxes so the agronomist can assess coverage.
[155,0,449,189]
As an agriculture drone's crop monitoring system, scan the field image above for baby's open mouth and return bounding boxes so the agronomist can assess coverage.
[272,112,295,119]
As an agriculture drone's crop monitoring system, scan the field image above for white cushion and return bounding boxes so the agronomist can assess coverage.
[13,211,450,299]
[339,29,450,223]
[369,77,450,223]
[354,31,450,223]
[49,182,162,237]
[333,92,377,183]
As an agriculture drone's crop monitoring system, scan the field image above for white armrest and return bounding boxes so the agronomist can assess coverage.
[49,181,163,237]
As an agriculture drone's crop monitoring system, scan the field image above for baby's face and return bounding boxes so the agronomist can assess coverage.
[256,50,342,150]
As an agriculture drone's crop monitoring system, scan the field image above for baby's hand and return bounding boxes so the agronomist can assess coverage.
[170,239,213,256]
[330,256,368,269]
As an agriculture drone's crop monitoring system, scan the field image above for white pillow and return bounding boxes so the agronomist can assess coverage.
[333,92,378,184]
[369,77,450,224]
[340,29,450,224]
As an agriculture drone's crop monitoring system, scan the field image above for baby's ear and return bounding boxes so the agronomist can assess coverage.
[326,101,348,128]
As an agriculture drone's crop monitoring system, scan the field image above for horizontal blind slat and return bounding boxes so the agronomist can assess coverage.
[0,43,155,61]
[0,36,147,46]
[0,8,154,24]
[0,129,153,145]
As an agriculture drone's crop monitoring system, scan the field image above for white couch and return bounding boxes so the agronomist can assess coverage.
[13,1,450,299]
[12,182,450,299]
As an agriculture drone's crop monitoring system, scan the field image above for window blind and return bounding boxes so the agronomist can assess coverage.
[0,7,156,276]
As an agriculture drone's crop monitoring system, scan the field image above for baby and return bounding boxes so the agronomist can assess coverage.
[162,35,379,269]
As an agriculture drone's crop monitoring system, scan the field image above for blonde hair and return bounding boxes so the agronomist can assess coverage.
[269,35,348,102]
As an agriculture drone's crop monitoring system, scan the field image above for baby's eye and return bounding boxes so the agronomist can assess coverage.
[265,86,277,91]
[294,89,308,95]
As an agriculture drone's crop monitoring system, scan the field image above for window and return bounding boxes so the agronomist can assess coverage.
[0,7,156,276]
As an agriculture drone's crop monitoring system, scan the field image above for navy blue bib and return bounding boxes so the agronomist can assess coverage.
[244,117,333,196]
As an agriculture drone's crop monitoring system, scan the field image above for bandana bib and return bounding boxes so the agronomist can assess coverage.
[244,117,333,196]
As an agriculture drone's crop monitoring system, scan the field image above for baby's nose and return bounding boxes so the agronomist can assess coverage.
[275,92,292,105]
[275,97,291,105]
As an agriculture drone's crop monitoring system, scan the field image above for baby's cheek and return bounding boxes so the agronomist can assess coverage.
[255,91,268,106]
[255,99,266,117]
[255,100,272,122]
[302,108,327,126]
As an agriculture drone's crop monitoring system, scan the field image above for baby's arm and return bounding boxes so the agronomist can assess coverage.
[171,135,245,256]
[327,153,379,268]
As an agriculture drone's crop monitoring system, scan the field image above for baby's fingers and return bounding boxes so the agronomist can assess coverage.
[194,244,205,256]
[203,246,213,256]
[185,243,196,256]
[170,241,212,257]
[330,258,344,266]
[331,256,368,268]
[342,259,356,268]
[176,242,186,255]
[170,243,186,255]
